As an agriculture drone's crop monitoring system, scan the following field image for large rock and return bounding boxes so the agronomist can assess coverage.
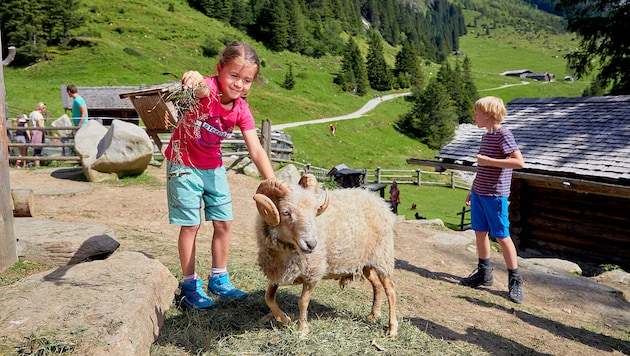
[14,218,119,266]
[74,120,154,182]
[0,251,178,355]
[91,119,154,178]
[74,120,118,182]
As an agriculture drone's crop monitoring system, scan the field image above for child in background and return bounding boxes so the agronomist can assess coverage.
[460,96,525,304]
[164,41,275,309]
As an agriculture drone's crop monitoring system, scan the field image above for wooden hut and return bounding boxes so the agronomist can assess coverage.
[60,85,144,125]
[408,96,630,271]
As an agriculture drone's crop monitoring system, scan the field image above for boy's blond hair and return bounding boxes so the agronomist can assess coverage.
[474,96,507,123]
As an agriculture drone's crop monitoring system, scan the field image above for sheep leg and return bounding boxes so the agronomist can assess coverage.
[379,275,398,338]
[264,283,291,326]
[297,281,317,335]
[363,266,383,323]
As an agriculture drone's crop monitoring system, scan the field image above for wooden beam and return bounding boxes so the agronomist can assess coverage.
[406,158,630,199]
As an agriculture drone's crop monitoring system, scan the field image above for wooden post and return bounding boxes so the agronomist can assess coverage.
[0,32,19,271]
[261,119,271,158]
[416,169,421,186]
[376,167,381,183]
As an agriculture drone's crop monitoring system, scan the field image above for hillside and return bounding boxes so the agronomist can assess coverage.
[3,0,587,121]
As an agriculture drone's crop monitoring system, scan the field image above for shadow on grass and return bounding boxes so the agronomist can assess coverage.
[408,316,554,356]
[155,289,340,353]
[456,295,630,354]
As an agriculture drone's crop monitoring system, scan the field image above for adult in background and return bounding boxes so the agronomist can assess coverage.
[14,114,30,168]
[28,102,46,167]
[66,84,89,127]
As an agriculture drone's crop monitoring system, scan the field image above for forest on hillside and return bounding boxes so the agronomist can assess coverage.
[189,0,466,63]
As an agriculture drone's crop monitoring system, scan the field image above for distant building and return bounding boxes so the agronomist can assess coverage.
[523,72,555,82]
[500,69,532,77]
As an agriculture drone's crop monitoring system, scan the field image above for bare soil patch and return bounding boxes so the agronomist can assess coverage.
[7,165,630,355]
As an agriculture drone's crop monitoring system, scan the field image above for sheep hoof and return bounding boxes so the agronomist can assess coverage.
[386,323,399,338]
[367,312,380,323]
[297,321,310,336]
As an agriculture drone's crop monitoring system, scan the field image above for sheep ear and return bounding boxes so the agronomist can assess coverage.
[253,194,281,226]
[316,190,329,217]
[299,174,318,192]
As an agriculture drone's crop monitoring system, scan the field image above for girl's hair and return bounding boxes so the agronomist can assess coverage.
[219,41,260,81]
[474,96,507,123]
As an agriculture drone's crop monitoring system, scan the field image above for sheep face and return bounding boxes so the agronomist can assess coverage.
[273,191,320,254]
[253,174,329,255]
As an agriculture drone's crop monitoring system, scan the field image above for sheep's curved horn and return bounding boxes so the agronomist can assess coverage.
[317,190,329,217]
[254,178,292,226]
[253,194,280,226]
[298,174,318,192]
[256,178,292,197]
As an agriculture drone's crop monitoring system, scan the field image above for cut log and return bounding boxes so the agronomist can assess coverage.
[11,188,35,217]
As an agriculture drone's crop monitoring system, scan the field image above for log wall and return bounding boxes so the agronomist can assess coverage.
[509,178,630,270]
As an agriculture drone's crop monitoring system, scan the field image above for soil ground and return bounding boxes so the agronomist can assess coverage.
[7,164,630,355]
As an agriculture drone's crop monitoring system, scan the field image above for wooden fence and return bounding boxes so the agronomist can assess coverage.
[298,163,472,190]
[4,120,293,164]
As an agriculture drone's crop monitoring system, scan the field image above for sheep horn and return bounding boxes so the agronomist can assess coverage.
[317,190,329,217]
[298,174,318,192]
[254,178,292,226]
[253,194,280,226]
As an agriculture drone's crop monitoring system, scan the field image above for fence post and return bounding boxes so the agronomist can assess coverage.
[376,167,381,183]
[451,171,455,189]
[416,169,421,186]
[0,33,18,271]
[261,119,271,158]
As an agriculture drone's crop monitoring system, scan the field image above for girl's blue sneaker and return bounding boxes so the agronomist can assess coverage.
[208,273,249,302]
[180,279,215,309]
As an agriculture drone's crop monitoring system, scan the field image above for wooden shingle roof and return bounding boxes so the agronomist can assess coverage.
[435,96,630,185]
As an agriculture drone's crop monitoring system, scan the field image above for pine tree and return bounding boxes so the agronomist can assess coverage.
[366,30,392,91]
[337,37,368,96]
[394,41,423,89]
[282,64,296,90]
[415,79,458,149]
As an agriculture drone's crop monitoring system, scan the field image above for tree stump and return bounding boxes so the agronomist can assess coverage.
[11,188,35,217]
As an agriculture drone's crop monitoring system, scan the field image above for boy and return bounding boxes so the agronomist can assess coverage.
[461,96,525,304]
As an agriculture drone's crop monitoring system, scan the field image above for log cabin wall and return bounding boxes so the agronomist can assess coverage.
[509,178,630,271]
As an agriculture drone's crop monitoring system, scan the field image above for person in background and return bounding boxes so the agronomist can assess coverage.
[164,41,276,310]
[460,96,525,304]
[66,84,89,127]
[329,123,336,137]
[389,180,400,214]
[14,114,30,168]
[28,102,46,167]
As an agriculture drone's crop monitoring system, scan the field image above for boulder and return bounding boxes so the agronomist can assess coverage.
[275,164,301,183]
[91,119,154,178]
[74,120,118,183]
[14,218,119,266]
[0,251,178,355]
[74,120,154,182]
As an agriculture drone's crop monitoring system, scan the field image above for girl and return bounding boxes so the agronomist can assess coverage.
[164,41,275,309]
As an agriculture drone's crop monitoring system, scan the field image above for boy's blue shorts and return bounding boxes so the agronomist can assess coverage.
[166,162,232,226]
[470,191,510,238]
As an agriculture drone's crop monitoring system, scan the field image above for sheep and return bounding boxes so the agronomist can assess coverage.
[253,174,398,337]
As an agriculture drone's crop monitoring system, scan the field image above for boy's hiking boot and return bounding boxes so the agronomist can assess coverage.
[460,264,494,288]
[508,276,523,304]
[180,279,215,310]
[208,273,249,302]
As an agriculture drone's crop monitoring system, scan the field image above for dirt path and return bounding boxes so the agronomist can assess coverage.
[7,165,630,355]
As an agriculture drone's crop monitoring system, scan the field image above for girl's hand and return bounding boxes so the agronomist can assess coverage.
[181,71,204,89]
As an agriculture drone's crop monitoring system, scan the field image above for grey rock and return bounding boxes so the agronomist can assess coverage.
[0,251,177,356]
[92,120,154,178]
[14,218,119,266]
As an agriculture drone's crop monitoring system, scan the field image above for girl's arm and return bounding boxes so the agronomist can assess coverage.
[242,129,275,179]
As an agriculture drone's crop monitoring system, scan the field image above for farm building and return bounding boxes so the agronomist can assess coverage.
[500,70,554,81]
[408,96,630,272]
[60,82,177,125]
